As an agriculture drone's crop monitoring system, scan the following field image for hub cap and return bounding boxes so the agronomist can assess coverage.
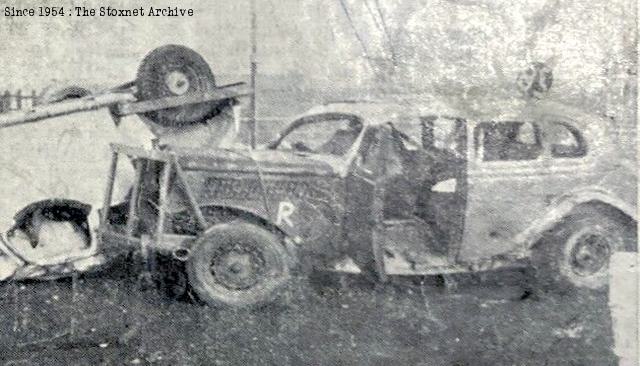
[570,233,611,276]
[210,244,265,290]
[164,70,190,95]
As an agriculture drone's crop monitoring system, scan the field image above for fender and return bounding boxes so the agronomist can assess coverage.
[195,203,300,262]
[11,199,91,231]
[196,203,297,240]
[515,187,636,249]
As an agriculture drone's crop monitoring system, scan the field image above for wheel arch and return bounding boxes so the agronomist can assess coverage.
[195,205,298,260]
[199,204,287,236]
[520,191,636,251]
[10,198,91,232]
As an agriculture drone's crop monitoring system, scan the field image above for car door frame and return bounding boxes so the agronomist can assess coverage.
[461,118,549,262]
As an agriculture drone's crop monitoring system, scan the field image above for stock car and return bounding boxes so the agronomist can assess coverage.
[102,99,637,308]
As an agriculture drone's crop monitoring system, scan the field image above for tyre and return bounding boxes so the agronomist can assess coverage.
[136,44,217,127]
[186,221,291,308]
[532,207,636,293]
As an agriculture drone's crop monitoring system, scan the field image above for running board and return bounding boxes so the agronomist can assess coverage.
[327,253,527,276]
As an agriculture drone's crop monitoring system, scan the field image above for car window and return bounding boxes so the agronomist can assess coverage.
[395,115,464,157]
[276,115,363,156]
[476,121,542,161]
[545,121,586,158]
[428,116,465,157]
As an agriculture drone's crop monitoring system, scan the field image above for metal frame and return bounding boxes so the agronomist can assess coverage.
[0,82,249,129]
[98,144,203,259]
[111,83,249,117]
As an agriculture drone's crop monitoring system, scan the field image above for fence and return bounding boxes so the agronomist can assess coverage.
[0,90,39,113]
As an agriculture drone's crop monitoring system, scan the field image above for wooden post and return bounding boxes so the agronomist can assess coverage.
[2,90,10,113]
[31,89,37,108]
[16,90,21,110]
[248,0,257,149]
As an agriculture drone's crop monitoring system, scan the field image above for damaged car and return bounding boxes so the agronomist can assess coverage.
[101,99,637,308]
[0,44,243,281]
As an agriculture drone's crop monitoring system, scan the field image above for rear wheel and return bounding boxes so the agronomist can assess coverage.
[532,208,636,293]
[186,221,291,308]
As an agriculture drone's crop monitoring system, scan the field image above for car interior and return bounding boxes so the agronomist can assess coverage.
[363,117,468,260]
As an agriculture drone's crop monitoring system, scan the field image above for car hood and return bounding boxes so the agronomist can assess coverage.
[175,147,343,176]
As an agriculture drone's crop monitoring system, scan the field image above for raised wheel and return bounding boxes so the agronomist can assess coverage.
[136,44,217,127]
[186,221,291,308]
[532,207,636,293]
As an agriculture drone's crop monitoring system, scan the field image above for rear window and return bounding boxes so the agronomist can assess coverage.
[545,121,587,158]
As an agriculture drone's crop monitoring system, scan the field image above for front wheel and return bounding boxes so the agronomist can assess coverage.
[186,221,291,308]
[532,208,636,293]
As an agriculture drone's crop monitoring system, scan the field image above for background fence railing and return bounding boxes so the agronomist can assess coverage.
[0,90,38,113]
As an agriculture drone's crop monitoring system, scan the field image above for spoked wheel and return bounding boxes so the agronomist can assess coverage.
[187,221,291,308]
[533,207,636,293]
[136,44,217,127]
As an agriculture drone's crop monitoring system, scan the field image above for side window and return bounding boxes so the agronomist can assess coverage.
[395,115,466,158]
[357,126,405,177]
[546,122,586,158]
[476,121,542,161]
[420,116,465,157]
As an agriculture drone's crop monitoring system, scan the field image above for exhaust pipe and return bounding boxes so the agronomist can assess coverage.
[172,248,191,261]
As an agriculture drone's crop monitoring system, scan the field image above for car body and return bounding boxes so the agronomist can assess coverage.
[101,101,637,306]
[103,99,636,305]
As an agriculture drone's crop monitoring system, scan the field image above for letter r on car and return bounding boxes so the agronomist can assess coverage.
[276,201,295,227]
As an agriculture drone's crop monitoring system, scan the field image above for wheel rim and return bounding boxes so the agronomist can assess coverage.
[569,233,611,277]
[188,224,291,307]
[210,242,267,291]
[164,70,191,95]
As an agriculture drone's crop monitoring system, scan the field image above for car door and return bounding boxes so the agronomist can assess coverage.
[394,116,468,258]
[461,119,548,261]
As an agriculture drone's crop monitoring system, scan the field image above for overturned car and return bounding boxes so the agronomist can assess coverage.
[101,99,637,308]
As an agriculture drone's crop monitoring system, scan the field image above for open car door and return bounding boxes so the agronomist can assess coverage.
[375,118,468,275]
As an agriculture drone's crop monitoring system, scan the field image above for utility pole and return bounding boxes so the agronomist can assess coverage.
[248,0,258,149]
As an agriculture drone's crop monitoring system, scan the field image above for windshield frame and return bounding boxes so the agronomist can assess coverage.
[267,112,364,153]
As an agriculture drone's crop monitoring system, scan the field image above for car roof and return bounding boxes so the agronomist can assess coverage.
[295,98,613,139]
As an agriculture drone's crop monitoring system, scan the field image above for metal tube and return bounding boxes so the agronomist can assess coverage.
[171,155,208,230]
[0,92,135,129]
[125,159,143,243]
[155,161,173,242]
[100,151,119,234]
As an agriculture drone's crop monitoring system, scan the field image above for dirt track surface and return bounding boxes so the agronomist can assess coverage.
[0,260,617,366]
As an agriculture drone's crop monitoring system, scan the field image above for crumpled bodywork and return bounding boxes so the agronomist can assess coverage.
[0,110,154,280]
[0,112,151,233]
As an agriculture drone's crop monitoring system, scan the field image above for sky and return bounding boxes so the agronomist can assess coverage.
[0,0,636,120]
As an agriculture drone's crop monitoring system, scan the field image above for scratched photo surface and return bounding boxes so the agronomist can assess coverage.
[0,0,637,365]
